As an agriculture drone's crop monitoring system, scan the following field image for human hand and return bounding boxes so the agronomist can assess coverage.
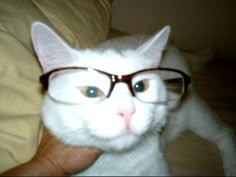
[32,127,102,175]
[1,127,102,176]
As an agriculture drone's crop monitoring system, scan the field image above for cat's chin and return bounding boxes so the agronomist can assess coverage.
[59,131,141,152]
[83,132,140,152]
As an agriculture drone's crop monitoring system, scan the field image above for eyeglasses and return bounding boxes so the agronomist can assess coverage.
[40,67,191,104]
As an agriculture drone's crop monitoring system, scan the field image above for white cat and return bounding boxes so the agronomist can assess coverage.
[31,22,236,176]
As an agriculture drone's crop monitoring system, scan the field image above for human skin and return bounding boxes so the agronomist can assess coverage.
[0,127,102,176]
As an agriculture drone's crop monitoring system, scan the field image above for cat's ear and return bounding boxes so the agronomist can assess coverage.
[136,26,170,66]
[31,22,73,73]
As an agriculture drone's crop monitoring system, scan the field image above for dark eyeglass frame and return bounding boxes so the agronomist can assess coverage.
[40,66,191,99]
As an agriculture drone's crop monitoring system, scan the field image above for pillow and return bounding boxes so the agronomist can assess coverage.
[0,0,112,172]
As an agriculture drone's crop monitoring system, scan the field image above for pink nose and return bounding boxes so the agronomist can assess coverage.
[117,107,135,131]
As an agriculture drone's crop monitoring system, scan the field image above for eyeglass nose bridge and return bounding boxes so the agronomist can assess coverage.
[107,75,135,98]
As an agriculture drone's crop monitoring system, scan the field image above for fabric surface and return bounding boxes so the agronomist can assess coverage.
[0,0,112,172]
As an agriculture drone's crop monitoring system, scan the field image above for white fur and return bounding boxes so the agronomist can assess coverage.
[31,22,236,176]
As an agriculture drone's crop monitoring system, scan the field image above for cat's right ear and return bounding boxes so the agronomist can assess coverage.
[31,22,73,73]
[136,26,170,66]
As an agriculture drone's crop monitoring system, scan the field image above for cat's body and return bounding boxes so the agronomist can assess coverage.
[79,134,169,176]
[31,22,236,176]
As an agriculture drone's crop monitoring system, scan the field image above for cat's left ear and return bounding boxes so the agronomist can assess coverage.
[136,26,170,65]
[31,22,74,73]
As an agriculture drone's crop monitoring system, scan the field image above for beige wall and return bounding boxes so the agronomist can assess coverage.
[112,0,236,59]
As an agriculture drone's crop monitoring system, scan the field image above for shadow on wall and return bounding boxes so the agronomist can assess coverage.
[112,0,236,59]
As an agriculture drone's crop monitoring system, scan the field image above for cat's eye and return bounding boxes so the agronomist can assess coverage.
[134,80,149,93]
[80,86,104,98]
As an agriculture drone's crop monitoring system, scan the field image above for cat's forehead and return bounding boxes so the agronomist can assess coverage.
[72,49,157,75]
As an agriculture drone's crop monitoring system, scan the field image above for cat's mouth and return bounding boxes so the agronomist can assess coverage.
[89,128,138,141]
[86,114,152,143]
[85,124,150,151]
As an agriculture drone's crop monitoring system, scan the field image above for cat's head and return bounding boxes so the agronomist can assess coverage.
[31,22,170,151]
